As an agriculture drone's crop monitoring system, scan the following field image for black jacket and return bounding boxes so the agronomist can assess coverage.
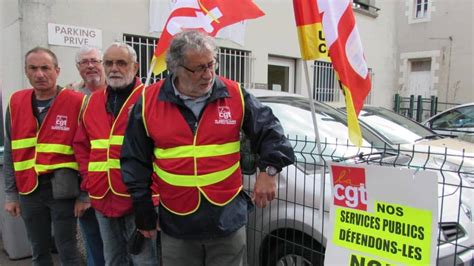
[121,76,294,239]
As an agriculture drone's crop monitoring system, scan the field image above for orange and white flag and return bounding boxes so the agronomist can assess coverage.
[293,0,371,146]
[151,0,264,75]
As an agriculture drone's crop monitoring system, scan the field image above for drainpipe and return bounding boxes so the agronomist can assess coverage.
[445,36,453,103]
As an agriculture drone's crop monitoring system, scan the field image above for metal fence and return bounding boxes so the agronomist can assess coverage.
[217,48,254,90]
[393,94,461,122]
[394,94,438,122]
[123,34,254,88]
[243,137,474,265]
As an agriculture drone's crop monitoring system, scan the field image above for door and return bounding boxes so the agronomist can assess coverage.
[267,56,295,93]
[406,59,432,98]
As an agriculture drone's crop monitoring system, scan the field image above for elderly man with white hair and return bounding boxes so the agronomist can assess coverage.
[73,42,160,266]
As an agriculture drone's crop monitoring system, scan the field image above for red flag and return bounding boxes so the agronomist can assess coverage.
[151,0,265,75]
[293,0,371,146]
[293,0,329,61]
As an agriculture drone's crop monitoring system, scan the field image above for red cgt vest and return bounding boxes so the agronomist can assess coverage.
[82,81,159,203]
[143,77,245,215]
[9,88,85,194]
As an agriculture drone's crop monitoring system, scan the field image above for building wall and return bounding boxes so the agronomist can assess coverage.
[355,0,398,108]
[397,0,473,104]
[1,0,23,115]
[1,0,398,112]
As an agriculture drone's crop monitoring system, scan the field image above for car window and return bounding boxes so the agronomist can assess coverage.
[259,97,389,173]
[358,107,434,145]
[431,105,474,130]
[266,102,368,143]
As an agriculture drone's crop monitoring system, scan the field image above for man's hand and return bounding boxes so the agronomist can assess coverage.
[139,220,161,239]
[74,200,91,218]
[4,201,21,217]
[252,171,277,208]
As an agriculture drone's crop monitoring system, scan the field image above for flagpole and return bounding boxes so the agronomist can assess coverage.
[145,59,156,87]
[302,60,325,224]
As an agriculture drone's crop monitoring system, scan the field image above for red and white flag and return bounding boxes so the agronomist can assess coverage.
[293,0,371,146]
[151,0,264,75]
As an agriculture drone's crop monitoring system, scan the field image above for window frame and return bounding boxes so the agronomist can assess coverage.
[352,0,380,17]
[408,0,433,24]
[415,0,429,19]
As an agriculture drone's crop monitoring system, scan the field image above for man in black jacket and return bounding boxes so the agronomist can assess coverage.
[121,30,294,266]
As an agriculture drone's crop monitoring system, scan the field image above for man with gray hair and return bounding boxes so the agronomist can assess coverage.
[73,42,160,265]
[69,45,107,94]
[70,45,106,266]
[4,47,83,265]
[121,30,294,266]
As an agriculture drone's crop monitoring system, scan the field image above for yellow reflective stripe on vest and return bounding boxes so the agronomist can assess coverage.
[89,135,123,172]
[88,159,120,172]
[110,136,124,145]
[36,143,74,155]
[14,160,78,172]
[11,137,36,149]
[108,159,120,169]
[13,159,35,171]
[91,136,124,149]
[35,162,78,172]
[154,161,240,187]
[91,139,109,149]
[154,141,240,159]
[88,161,108,172]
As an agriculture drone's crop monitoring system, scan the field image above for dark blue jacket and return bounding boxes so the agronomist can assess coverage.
[121,76,294,239]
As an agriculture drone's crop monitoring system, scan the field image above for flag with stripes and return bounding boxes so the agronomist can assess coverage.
[293,0,371,146]
[151,0,264,75]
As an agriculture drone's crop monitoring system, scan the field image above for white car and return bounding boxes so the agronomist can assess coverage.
[243,89,474,265]
[423,103,474,143]
[345,106,474,185]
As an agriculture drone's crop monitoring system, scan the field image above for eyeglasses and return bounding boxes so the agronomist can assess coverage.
[103,60,129,68]
[180,60,218,75]
[77,59,102,67]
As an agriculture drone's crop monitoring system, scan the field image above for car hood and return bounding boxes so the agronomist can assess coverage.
[414,138,474,153]
[400,142,474,171]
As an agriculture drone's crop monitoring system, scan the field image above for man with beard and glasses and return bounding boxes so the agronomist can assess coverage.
[73,42,160,266]
[121,30,294,266]
[70,45,106,266]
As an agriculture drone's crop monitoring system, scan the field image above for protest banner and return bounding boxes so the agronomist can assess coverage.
[325,164,438,265]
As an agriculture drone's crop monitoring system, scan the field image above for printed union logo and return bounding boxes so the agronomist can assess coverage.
[218,106,232,119]
[331,165,367,211]
[51,115,70,131]
[215,106,236,125]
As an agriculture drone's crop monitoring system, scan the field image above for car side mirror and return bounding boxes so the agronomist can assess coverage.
[240,133,257,175]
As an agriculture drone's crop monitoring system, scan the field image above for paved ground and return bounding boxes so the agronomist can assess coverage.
[0,166,78,266]
[0,238,60,266]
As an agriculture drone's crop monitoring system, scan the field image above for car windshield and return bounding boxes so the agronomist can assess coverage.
[258,96,390,172]
[356,107,436,145]
[431,105,474,130]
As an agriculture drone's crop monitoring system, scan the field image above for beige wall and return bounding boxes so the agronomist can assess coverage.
[396,0,473,104]
[355,0,398,108]
[1,0,23,115]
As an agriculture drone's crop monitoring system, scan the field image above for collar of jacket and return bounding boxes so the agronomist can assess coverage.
[158,75,230,106]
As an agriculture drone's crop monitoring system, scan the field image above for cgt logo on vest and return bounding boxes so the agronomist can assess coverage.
[51,115,70,131]
[331,165,367,211]
[215,106,236,125]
